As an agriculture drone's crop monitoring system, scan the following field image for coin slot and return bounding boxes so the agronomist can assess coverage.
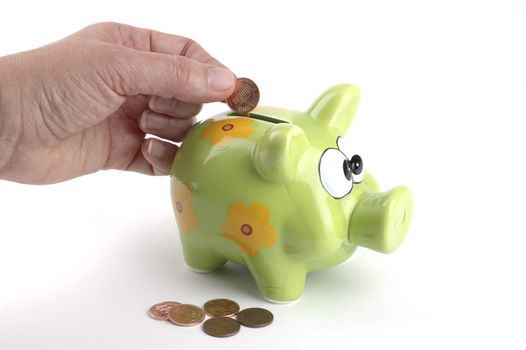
[248,113,289,124]
[228,112,288,124]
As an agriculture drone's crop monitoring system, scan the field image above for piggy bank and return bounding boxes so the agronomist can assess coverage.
[170,84,413,303]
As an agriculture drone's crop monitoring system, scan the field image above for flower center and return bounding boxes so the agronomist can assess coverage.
[222,123,234,131]
[176,201,183,213]
[240,224,253,236]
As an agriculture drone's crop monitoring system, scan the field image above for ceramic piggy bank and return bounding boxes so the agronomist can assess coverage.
[170,84,413,303]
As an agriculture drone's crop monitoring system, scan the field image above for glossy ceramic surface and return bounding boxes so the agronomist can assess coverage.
[170,84,413,302]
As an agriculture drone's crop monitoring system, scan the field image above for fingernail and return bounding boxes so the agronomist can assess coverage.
[208,68,235,91]
[147,140,164,158]
[141,111,169,130]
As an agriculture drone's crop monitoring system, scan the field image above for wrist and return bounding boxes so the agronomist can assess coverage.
[0,55,21,177]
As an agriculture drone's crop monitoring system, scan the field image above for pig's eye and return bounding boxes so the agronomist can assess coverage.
[336,137,365,183]
[319,148,354,199]
[349,154,364,183]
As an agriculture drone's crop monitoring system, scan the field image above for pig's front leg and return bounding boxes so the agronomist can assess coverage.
[244,254,306,303]
[348,187,413,253]
[181,239,227,273]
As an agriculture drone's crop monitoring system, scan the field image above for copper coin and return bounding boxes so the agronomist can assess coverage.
[202,317,241,338]
[167,304,205,326]
[203,298,240,317]
[148,301,181,321]
[225,77,260,114]
[236,307,273,328]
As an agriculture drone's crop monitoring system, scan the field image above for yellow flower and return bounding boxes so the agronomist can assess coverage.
[171,178,199,233]
[202,117,254,147]
[222,202,277,256]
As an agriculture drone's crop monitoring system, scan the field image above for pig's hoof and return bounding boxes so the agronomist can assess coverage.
[184,263,216,274]
[263,296,302,305]
[182,254,226,273]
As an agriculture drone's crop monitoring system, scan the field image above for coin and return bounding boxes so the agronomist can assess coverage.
[225,77,260,114]
[202,317,241,337]
[203,298,240,317]
[167,304,205,326]
[148,301,181,321]
[236,307,273,328]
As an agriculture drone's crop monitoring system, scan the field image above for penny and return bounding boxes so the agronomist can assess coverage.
[225,77,260,114]
[167,304,205,326]
[236,307,273,328]
[202,317,241,338]
[148,301,181,321]
[203,298,240,317]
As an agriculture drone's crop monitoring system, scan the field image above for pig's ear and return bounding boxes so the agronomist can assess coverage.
[307,84,360,135]
[253,123,309,182]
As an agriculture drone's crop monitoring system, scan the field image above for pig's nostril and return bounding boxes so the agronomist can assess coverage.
[393,211,406,232]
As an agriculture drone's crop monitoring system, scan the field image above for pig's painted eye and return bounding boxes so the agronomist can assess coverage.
[349,154,364,183]
[336,137,365,183]
[319,148,354,199]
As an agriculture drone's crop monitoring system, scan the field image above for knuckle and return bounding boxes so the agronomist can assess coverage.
[93,21,120,32]
[179,37,197,57]
[98,47,128,72]
[152,166,169,176]
[82,21,119,35]
[171,55,192,87]
[98,48,139,94]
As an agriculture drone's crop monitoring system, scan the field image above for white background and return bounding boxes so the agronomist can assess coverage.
[1,1,525,349]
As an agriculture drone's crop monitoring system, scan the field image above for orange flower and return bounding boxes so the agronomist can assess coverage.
[202,117,254,147]
[171,178,199,233]
[222,202,277,256]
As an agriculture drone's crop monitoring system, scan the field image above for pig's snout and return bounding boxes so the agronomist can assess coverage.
[348,187,413,253]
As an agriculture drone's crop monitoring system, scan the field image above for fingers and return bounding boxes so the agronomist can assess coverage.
[142,138,177,175]
[142,97,200,140]
[142,28,225,67]
[139,110,196,141]
[100,48,235,103]
[126,138,178,176]
[80,22,225,67]
[148,96,202,118]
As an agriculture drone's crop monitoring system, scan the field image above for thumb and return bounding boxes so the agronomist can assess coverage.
[100,48,236,103]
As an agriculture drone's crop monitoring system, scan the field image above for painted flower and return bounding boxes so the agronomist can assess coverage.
[202,117,254,148]
[171,178,199,233]
[222,202,277,256]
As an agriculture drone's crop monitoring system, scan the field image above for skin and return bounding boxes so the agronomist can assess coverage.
[0,22,236,184]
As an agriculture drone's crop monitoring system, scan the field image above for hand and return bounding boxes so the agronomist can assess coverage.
[0,22,236,184]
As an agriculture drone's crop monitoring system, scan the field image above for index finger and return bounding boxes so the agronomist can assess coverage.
[77,22,225,67]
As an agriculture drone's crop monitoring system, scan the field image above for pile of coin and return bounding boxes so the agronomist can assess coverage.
[224,77,260,114]
[148,298,273,338]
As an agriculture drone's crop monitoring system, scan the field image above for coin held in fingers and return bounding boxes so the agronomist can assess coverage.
[167,304,205,326]
[225,78,260,114]
[204,298,240,317]
[148,301,181,321]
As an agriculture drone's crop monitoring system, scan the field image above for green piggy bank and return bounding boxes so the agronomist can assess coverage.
[170,84,413,303]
